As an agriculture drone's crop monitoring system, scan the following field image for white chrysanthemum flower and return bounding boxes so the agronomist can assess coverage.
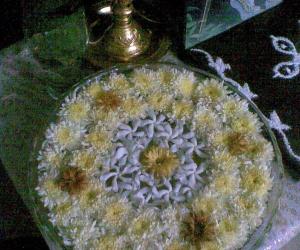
[175,70,197,98]
[171,100,194,120]
[101,197,132,229]
[83,125,112,153]
[193,107,221,134]
[221,95,248,121]
[147,91,173,112]
[60,95,91,124]
[128,208,162,243]
[78,181,107,210]
[70,149,99,174]
[217,216,248,249]
[160,206,181,240]
[107,72,132,92]
[95,234,131,250]
[197,78,228,103]
[231,112,262,135]
[121,96,147,120]
[240,165,272,198]
[209,171,240,196]
[192,192,222,215]
[37,176,69,209]
[155,67,178,87]
[234,195,265,230]
[46,121,85,151]
[38,146,65,170]
[131,68,158,95]
[85,81,103,99]
[71,219,101,250]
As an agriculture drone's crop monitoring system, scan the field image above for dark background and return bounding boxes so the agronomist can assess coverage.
[0,0,299,249]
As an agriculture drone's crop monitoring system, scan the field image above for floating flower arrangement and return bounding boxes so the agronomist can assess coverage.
[36,66,275,250]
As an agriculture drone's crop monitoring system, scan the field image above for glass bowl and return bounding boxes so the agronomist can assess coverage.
[28,63,284,250]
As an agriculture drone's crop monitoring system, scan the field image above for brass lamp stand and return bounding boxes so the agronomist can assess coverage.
[85,0,170,68]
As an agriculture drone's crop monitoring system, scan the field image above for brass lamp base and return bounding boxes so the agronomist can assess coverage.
[85,0,170,68]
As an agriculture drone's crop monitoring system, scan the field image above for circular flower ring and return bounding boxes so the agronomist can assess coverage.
[37,66,274,250]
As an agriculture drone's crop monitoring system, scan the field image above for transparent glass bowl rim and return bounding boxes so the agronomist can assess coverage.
[28,62,284,250]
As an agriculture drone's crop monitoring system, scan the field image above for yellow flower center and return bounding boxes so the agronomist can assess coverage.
[86,131,110,150]
[104,201,128,225]
[241,168,271,196]
[178,77,195,97]
[56,127,72,145]
[140,145,180,179]
[74,151,96,171]
[123,98,144,117]
[95,90,122,111]
[203,84,223,102]
[67,102,88,122]
[173,101,193,118]
[132,218,151,236]
[159,70,174,85]
[87,83,102,98]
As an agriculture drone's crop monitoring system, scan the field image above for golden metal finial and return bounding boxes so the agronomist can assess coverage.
[101,0,151,61]
[85,0,170,68]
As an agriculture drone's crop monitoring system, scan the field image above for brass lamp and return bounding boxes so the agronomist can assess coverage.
[85,0,170,68]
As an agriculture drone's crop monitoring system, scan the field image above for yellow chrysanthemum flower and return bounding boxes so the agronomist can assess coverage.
[91,109,120,126]
[44,151,63,168]
[73,151,96,172]
[241,167,272,197]
[157,68,176,86]
[236,195,261,216]
[222,98,246,118]
[108,73,131,91]
[165,241,187,250]
[131,216,151,237]
[177,74,196,97]
[122,98,145,118]
[128,209,157,240]
[212,174,238,195]
[199,241,220,250]
[225,132,250,156]
[211,151,237,170]
[148,92,172,112]
[53,201,72,225]
[199,79,226,102]
[194,109,218,132]
[56,127,73,145]
[131,69,156,94]
[55,126,80,149]
[246,138,274,163]
[86,83,103,98]
[67,101,89,122]
[85,129,111,151]
[140,145,180,179]
[43,179,61,194]
[96,234,123,250]
[95,90,123,112]
[218,217,239,237]
[54,202,72,216]
[208,131,227,148]
[231,113,259,134]
[103,199,130,227]
[79,183,105,208]
[192,196,220,215]
[173,101,194,119]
